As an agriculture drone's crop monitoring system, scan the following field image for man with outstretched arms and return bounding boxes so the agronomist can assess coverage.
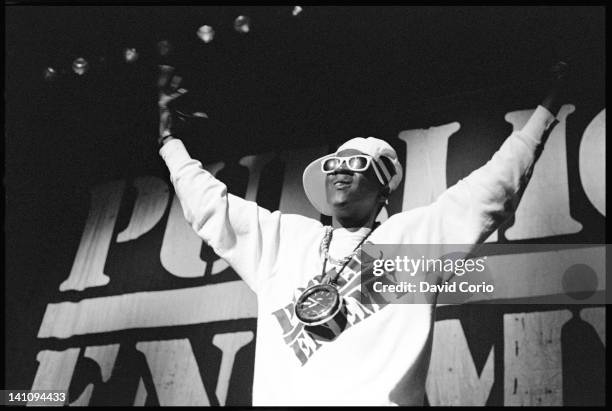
[156,63,567,405]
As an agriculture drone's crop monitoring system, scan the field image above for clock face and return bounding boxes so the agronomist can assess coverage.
[295,284,340,325]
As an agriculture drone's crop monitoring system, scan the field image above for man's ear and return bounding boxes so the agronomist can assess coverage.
[378,186,390,203]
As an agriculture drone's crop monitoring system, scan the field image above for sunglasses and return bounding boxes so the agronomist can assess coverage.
[321,155,387,186]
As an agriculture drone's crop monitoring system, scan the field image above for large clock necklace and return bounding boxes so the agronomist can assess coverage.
[295,226,373,328]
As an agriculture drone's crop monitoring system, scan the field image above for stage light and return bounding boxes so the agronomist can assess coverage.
[234,15,251,33]
[124,48,139,63]
[43,67,58,81]
[292,6,303,16]
[197,25,215,43]
[157,40,172,57]
[72,57,89,75]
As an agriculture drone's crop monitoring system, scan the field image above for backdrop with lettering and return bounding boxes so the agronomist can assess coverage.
[15,90,605,406]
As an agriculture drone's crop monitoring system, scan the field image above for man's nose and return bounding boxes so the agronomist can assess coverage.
[333,162,353,174]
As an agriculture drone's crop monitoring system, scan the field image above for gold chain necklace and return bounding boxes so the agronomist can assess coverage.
[319,226,372,283]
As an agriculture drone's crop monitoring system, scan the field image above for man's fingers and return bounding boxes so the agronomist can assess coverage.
[168,88,188,100]
[158,87,188,109]
[157,68,187,108]
[551,61,569,82]
[157,65,175,89]
[169,75,183,91]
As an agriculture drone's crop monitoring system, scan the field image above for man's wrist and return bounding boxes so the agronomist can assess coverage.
[158,133,176,148]
[541,85,562,116]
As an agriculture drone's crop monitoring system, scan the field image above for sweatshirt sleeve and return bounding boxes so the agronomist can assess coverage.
[159,139,302,293]
[380,105,558,246]
[431,105,558,244]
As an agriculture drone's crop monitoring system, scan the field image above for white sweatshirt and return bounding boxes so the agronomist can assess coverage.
[160,106,556,406]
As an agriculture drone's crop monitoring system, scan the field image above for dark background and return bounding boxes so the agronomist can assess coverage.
[5,4,606,400]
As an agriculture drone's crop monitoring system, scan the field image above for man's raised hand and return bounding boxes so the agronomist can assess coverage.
[541,60,570,116]
[158,65,188,109]
[157,65,188,144]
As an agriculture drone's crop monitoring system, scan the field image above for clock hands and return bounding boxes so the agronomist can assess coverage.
[308,297,326,307]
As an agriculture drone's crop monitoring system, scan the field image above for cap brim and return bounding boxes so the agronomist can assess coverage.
[302,153,335,216]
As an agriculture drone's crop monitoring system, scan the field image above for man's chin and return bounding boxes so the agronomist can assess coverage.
[329,200,352,216]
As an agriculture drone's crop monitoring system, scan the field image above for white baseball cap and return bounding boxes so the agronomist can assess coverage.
[302,137,403,216]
